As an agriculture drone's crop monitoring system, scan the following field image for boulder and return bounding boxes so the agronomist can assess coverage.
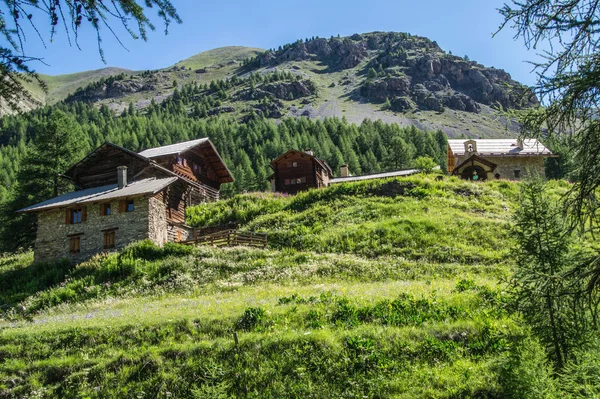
[262,79,316,100]
[208,106,235,116]
[391,96,413,112]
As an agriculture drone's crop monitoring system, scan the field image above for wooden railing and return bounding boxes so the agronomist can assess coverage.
[184,229,268,249]
[190,183,219,203]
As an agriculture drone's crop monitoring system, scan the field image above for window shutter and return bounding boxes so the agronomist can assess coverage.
[81,206,87,222]
[65,209,70,224]
[119,200,126,213]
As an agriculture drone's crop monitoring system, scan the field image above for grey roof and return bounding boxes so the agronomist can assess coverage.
[138,138,209,159]
[18,177,177,213]
[448,139,552,156]
[330,168,421,184]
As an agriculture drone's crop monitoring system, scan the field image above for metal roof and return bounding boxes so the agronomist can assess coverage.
[138,138,209,158]
[330,168,421,184]
[18,177,177,213]
[448,139,552,156]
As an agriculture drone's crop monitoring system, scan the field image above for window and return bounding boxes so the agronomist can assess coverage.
[66,207,86,224]
[104,231,115,249]
[100,203,111,216]
[285,178,290,185]
[69,237,81,254]
[177,156,184,165]
[292,162,298,167]
[514,170,521,179]
[119,200,135,213]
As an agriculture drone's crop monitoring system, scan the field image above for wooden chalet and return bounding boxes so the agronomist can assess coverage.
[19,139,233,263]
[268,149,333,194]
[268,149,424,194]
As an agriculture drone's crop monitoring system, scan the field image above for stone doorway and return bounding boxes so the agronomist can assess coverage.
[460,165,488,181]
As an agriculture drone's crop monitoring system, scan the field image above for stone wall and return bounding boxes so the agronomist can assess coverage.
[34,196,153,263]
[168,224,194,243]
[148,196,168,246]
[491,156,546,180]
[453,155,546,180]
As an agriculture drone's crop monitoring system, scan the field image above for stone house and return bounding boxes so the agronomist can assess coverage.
[447,138,554,181]
[19,139,233,263]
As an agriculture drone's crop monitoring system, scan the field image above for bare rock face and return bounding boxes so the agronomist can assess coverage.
[356,33,538,113]
[261,80,316,100]
[66,73,166,103]
[391,96,414,112]
[257,37,367,69]
[253,101,284,118]
[208,106,235,116]
[360,76,411,102]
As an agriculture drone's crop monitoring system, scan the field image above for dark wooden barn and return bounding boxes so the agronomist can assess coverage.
[267,149,333,195]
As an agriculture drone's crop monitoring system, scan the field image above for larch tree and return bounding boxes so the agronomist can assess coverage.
[497,0,600,352]
[0,110,89,251]
[0,0,180,110]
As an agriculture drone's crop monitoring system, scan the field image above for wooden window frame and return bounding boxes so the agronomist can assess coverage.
[119,199,136,213]
[66,207,86,224]
[104,231,116,249]
[100,203,111,216]
[514,170,521,179]
[69,236,81,254]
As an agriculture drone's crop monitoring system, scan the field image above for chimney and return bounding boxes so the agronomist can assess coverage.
[117,166,128,189]
[340,164,349,177]
[305,148,314,156]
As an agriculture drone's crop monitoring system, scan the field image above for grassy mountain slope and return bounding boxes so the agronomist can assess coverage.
[0,176,571,397]
[40,67,134,103]
[174,46,265,70]
[23,32,533,137]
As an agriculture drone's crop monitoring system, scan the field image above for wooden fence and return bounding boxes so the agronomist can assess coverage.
[184,229,268,249]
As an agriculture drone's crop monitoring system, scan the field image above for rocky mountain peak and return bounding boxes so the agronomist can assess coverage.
[251,31,537,113]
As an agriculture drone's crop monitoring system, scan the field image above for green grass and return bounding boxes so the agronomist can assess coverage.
[174,46,264,70]
[38,67,134,104]
[0,176,573,398]
[188,175,529,263]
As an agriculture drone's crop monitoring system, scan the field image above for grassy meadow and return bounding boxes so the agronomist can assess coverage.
[0,176,573,398]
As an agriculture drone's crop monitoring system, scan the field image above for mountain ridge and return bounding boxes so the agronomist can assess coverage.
[22,32,534,138]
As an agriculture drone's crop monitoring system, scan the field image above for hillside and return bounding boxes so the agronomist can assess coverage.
[0,176,573,398]
[174,46,265,70]
[25,32,534,137]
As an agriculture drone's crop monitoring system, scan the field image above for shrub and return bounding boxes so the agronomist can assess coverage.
[498,335,558,399]
[235,307,270,331]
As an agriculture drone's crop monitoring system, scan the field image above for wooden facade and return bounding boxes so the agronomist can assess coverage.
[64,144,155,189]
[268,149,333,195]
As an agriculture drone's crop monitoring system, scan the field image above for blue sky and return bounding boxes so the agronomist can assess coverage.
[13,0,541,85]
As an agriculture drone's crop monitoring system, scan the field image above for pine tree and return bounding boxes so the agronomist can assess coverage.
[0,111,89,251]
[367,68,378,79]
